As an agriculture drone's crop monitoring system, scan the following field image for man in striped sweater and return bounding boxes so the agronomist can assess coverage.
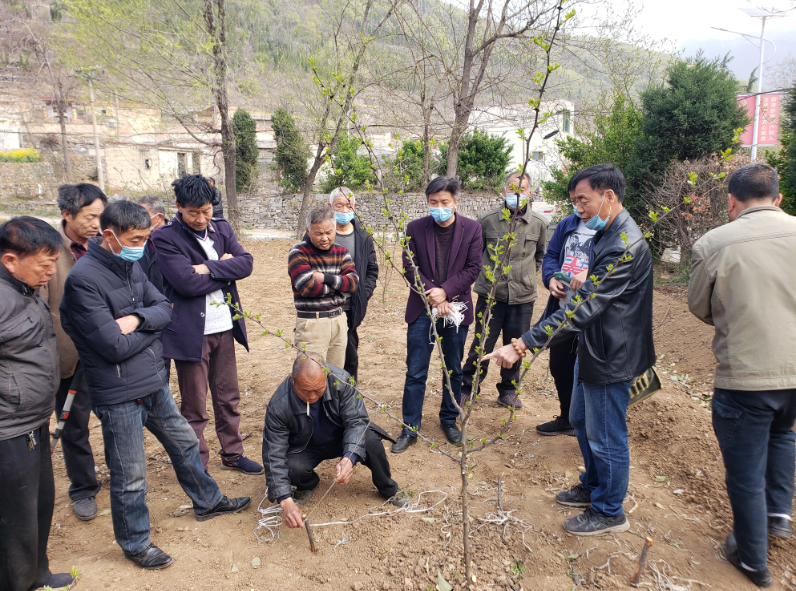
[289,205,359,368]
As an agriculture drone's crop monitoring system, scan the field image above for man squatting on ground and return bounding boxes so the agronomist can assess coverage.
[0,217,74,591]
[486,164,656,536]
[60,200,250,570]
[41,184,105,521]
[460,171,547,410]
[688,164,796,588]
[392,176,483,453]
[263,352,409,528]
[153,174,263,475]
[329,187,379,382]
[289,205,359,368]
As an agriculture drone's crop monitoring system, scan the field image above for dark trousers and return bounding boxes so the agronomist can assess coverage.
[712,388,796,571]
[54,374,101,501]
[0,425,55,591]
[344,309,359,382]
[549,333,578,423]
[175,330,244,469]
[287,428,398,498]
[461,297,534,398]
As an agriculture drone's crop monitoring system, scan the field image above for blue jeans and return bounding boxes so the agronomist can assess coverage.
[712,388,796,571]
[93,386,223,555]
[569,359,631,517]
[401,314,468,436]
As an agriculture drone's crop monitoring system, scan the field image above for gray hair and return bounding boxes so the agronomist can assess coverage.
[305,205,335,229]
[504,171,531,194]
[137,195,166,216]
[329,187,355,206]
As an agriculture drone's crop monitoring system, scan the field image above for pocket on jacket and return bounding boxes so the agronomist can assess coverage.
[0,311,43,348]
[0,368,22,410]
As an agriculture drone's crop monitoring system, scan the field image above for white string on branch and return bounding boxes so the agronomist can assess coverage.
[430,301,467,333]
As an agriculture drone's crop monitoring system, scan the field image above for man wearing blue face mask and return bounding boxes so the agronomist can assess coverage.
[486,164,655,536]
[60,200,250,569]
[329,187,378,382]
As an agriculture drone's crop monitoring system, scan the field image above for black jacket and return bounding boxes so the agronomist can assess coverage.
[261,365,389,501]
[211,187,224,219]
[137,241,165,294]
[0,265,60,441]
[522,209,655,385]
[60,238,173,406]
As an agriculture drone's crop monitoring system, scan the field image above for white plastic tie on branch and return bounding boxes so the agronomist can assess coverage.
[430,301,467,339]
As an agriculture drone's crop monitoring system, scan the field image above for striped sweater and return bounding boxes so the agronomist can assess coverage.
[288,241,359,312]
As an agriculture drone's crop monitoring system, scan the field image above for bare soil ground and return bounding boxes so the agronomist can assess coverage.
[48,239,794,591]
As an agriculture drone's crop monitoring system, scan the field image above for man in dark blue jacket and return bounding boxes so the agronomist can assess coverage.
[152,175,262,475]
[61,201,250,570]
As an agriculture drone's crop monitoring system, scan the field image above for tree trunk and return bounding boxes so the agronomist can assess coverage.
[57,82,71,182]
[461,421,473,585]
[445,112,469,179]
[422,95,432,186]
[296,145,326,239]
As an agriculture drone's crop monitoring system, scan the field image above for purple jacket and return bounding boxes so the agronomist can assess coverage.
[152,214,253,362]
[402,214,483,325]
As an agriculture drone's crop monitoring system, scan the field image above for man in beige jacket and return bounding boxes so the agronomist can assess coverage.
[42,183,106,520]
[688,164,796,588]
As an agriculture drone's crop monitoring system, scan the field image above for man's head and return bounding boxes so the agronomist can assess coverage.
[207,177,216,188]
[425,176,460,224]
[138,195,167,231]
[290,352,327,405]
[329,187,356,223]
[100,201,151,259]
[173,174,214,231]
[727,164,783,221]
[0,216,61,289]
[306,205,336,250]
[502,172,531,210]
[568,164,625,226]
[58,183,108,243]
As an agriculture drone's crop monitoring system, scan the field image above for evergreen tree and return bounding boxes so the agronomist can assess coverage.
[272,107,310,193]
[232,109,258,193]
[766,86,796,215]
[319,132,375,193]
[436,129,511,190]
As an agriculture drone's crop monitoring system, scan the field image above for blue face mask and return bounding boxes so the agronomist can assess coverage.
[505,193,527,210]
[335,212,355,225]
[583,195,611,231]
[111,231,146,262]
[429,207,453,223]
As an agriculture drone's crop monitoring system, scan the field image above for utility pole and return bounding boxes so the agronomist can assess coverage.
[749,15,767,163]
[87,76,105,191]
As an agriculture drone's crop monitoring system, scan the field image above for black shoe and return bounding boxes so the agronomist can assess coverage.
[44,572,75,588]
[725,534,773,587]
[124,544,174,570]
[391,433,417,454]
[769,516,792,539]
[388,489,410,508]
[440,423,462,444]
[563,507,629,536]
[555,484,592,508]
[195,496,251,522]
[536,416,575,437]
[73,496,98,521]
[497,392,523,409]
[221,455,264,475]
[292,488,314,505]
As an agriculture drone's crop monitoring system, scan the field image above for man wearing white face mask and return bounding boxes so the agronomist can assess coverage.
[462,171,547,410]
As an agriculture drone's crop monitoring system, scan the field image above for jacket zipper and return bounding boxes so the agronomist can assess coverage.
[116,364,121,378]
[148,346,165,389]
[5,314,32,333]
[289,413,315,455]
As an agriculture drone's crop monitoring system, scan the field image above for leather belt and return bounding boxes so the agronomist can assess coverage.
[296,308,343,319]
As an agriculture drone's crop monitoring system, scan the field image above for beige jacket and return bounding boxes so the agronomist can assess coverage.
[688,205,796,391]
[40,221,80,379]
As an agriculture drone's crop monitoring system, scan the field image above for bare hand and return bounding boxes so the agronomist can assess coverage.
[436,300,452,317]
[483,343,521,369]
[569,270,588,291]
[549,277,567,299]
[192,263,211,275]
[335,457,354,485]
[424,287,447,306]
[220,253,234,260]
[279,498,305,529]
[312,271,325,283]
[116,315,141,335]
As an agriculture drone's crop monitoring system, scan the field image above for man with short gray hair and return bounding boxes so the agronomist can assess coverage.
[288,205,359,368]
[136,195,167,293]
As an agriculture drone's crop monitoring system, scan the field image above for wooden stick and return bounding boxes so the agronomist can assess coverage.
[302,515,316,553]
[630,537,653,586]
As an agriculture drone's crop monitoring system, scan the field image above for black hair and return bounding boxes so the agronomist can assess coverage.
[568,163,626,203]
[100,201,151,234]
[57,183,108,216]
[425,176,460,199]
[728,164,779,202]
[172,174,214,207]
[0,216,62,257]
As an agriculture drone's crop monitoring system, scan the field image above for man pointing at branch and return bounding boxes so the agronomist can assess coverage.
[485,164,655,536]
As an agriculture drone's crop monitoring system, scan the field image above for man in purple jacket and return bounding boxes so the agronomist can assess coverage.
[152,175,262,475]
[392,177,483,453]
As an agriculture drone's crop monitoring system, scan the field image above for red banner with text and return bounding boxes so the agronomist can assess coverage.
[737,93,781,147]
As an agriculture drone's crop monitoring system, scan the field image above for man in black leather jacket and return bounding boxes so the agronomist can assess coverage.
[486,164,655,536]
[262,353,407,529]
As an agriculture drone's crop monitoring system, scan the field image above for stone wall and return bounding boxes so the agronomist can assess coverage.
[0,152,103,202]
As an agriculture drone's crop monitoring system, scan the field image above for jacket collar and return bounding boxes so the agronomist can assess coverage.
[503,203,533,223]
[173,212,217,235]
[86,236,134,277]
[591,208,630,258]
[0,264,36,296]
[736,205,784,220]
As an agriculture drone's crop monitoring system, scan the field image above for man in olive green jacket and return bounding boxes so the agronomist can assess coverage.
[688,164,796,588]
[462,171,547,408]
